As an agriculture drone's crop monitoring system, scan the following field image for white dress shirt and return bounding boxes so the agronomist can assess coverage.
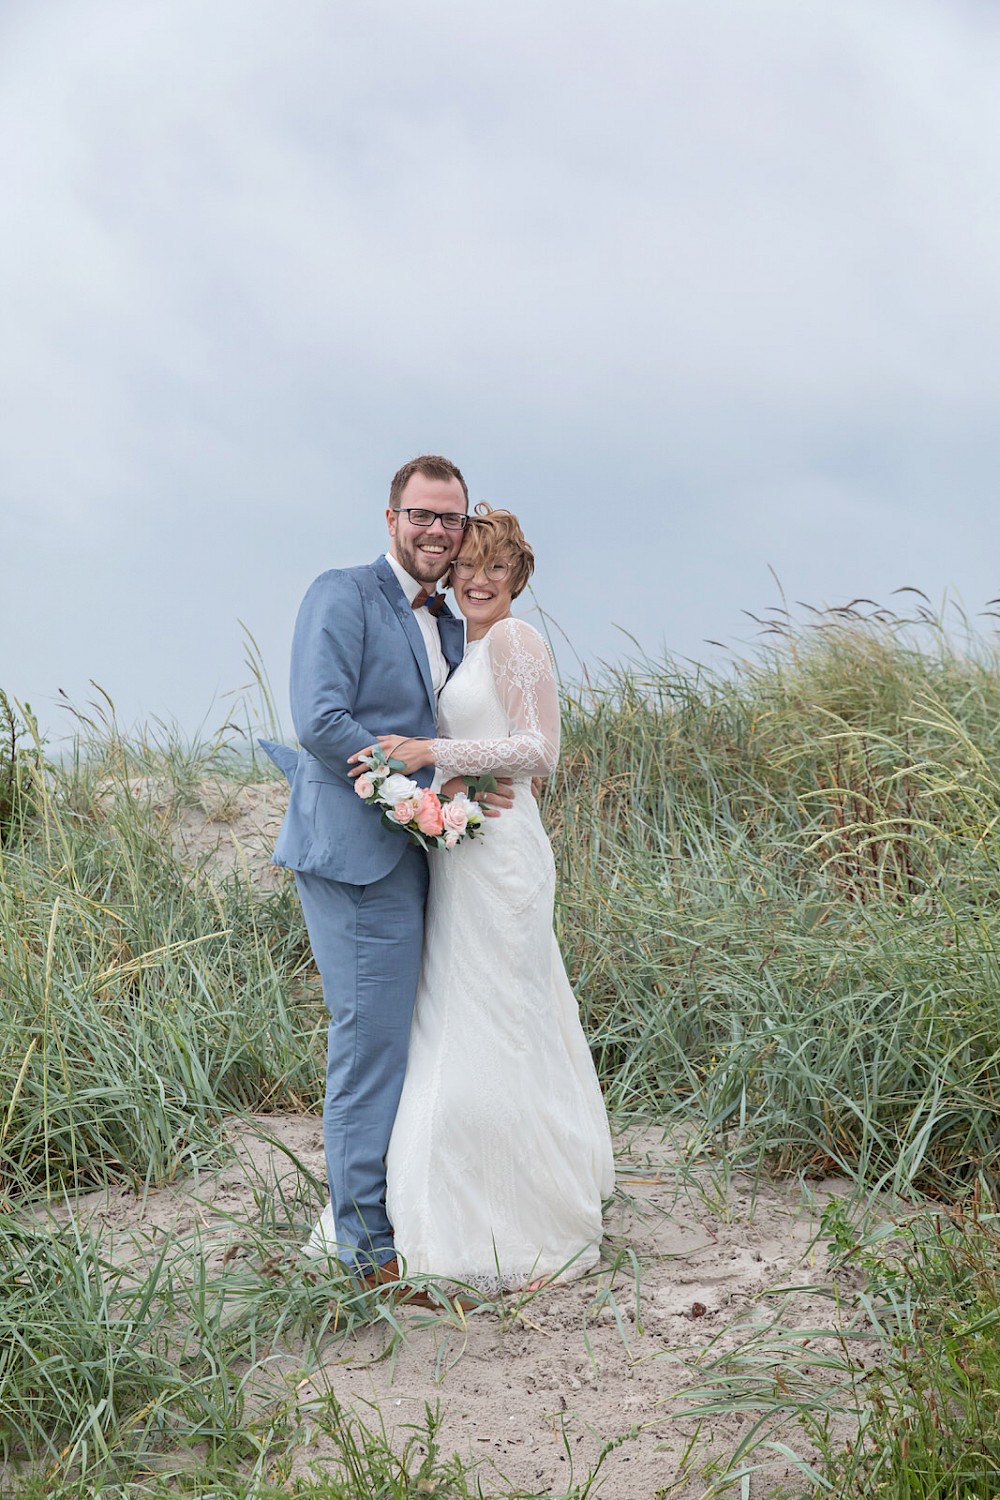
[384,551,449,698]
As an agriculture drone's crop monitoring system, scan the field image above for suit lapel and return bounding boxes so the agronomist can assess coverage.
[371,555,436,714]
[437,606,465,675]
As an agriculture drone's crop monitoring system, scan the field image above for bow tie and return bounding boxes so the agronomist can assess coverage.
[412,589,446,617]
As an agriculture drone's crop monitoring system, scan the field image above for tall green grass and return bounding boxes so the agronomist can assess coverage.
[11,604,1000,1204]
[6,601,1000,1494]
[550,604,1000,1198]
[1,716,318,1203]
[814,1189,1000,1496]
[0,691,36,850]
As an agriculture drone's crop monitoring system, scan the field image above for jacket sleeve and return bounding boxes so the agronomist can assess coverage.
[431,618,560,778]
[289,572,378,778]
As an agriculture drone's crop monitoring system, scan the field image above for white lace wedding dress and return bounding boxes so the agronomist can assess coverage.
[384,617,615,1293]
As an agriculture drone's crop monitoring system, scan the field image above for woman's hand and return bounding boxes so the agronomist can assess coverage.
[347,734,435,778]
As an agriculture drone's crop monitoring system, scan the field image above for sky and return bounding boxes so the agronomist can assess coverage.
[2,0,999,743]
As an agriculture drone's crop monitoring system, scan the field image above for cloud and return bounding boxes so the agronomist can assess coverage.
[2,0,999,732]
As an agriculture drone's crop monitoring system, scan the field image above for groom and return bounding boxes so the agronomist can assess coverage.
[267,455,502,1283]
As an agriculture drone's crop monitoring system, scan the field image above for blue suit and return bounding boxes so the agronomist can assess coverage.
[263,555,464,1272]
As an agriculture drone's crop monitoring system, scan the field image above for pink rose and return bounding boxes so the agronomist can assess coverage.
[444,830,460,849]
[354,774,376,800]
[391,798,418,824]
[415,788,444,837]
[441,800,469,835]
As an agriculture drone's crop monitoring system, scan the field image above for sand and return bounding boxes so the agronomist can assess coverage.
[50,1116,862,1499]
[57,773,865,1496]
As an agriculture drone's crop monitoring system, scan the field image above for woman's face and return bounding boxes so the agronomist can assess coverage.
[451,545,517,639]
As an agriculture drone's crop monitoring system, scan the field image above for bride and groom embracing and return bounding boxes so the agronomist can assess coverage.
[264,454,613,1301]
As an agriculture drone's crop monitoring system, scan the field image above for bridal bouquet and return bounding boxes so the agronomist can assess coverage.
[354,747,488,852]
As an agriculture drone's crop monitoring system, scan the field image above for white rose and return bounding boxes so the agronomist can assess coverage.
[380,773,421,806]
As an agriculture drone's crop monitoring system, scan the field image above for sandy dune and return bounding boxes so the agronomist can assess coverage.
[56,775,864,1494]
[52,1116,860,1498]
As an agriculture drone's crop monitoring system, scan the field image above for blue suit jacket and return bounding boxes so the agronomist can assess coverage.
[264,556,465,885]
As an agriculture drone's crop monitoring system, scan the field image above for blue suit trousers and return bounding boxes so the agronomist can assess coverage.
[295,846,428,1273]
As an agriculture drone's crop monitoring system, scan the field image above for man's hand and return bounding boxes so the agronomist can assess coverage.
[441,775,514,818]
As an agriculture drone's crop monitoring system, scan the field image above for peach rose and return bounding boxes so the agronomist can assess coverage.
[415,788,444,837]
[354,773,376,800]
[391,797,420,824]
[441,798,470,835]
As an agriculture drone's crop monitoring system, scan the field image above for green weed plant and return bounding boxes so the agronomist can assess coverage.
[810,1191,1000,1497]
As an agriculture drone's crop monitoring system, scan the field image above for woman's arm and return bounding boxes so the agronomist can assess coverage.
[347,620,559,780]
[431,619,559,778]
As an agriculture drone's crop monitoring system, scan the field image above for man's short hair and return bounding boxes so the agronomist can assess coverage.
[389,455,470,511]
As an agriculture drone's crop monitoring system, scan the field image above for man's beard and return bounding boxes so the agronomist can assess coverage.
[395,536,454,585]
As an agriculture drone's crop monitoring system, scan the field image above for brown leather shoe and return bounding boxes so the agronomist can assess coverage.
[357,1258,437,1308]
[358,1257,401,1290]
[357,1259,483,1312]
[396,1280,483,1313]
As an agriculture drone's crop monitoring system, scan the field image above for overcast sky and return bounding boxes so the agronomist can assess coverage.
[2,0,999,742]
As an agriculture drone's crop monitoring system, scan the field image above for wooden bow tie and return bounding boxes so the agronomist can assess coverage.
[412,589,446,617]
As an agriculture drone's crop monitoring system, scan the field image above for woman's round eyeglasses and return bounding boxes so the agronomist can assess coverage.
[452,559,510,581]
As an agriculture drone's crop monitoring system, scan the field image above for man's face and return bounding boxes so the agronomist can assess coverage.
[386,473,468,585]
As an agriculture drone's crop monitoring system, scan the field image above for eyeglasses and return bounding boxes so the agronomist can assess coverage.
[452,559,510,581]
[393,507,468,531]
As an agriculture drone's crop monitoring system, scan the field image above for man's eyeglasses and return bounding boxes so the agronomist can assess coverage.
[452,559,510,581]
[393,507,468,532]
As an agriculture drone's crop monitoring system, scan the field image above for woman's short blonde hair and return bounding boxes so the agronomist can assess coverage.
[453,503,535,598]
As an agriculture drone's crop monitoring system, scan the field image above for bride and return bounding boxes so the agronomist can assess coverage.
[314,506,614,1294]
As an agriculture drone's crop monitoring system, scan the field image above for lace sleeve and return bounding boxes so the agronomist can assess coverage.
[431,618,560,778]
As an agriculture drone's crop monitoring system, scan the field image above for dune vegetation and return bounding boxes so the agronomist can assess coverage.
[4,602,1000,1496]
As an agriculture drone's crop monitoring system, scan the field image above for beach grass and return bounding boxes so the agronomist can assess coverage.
[551,601,1000,1201]
[5,599,1000,1494]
